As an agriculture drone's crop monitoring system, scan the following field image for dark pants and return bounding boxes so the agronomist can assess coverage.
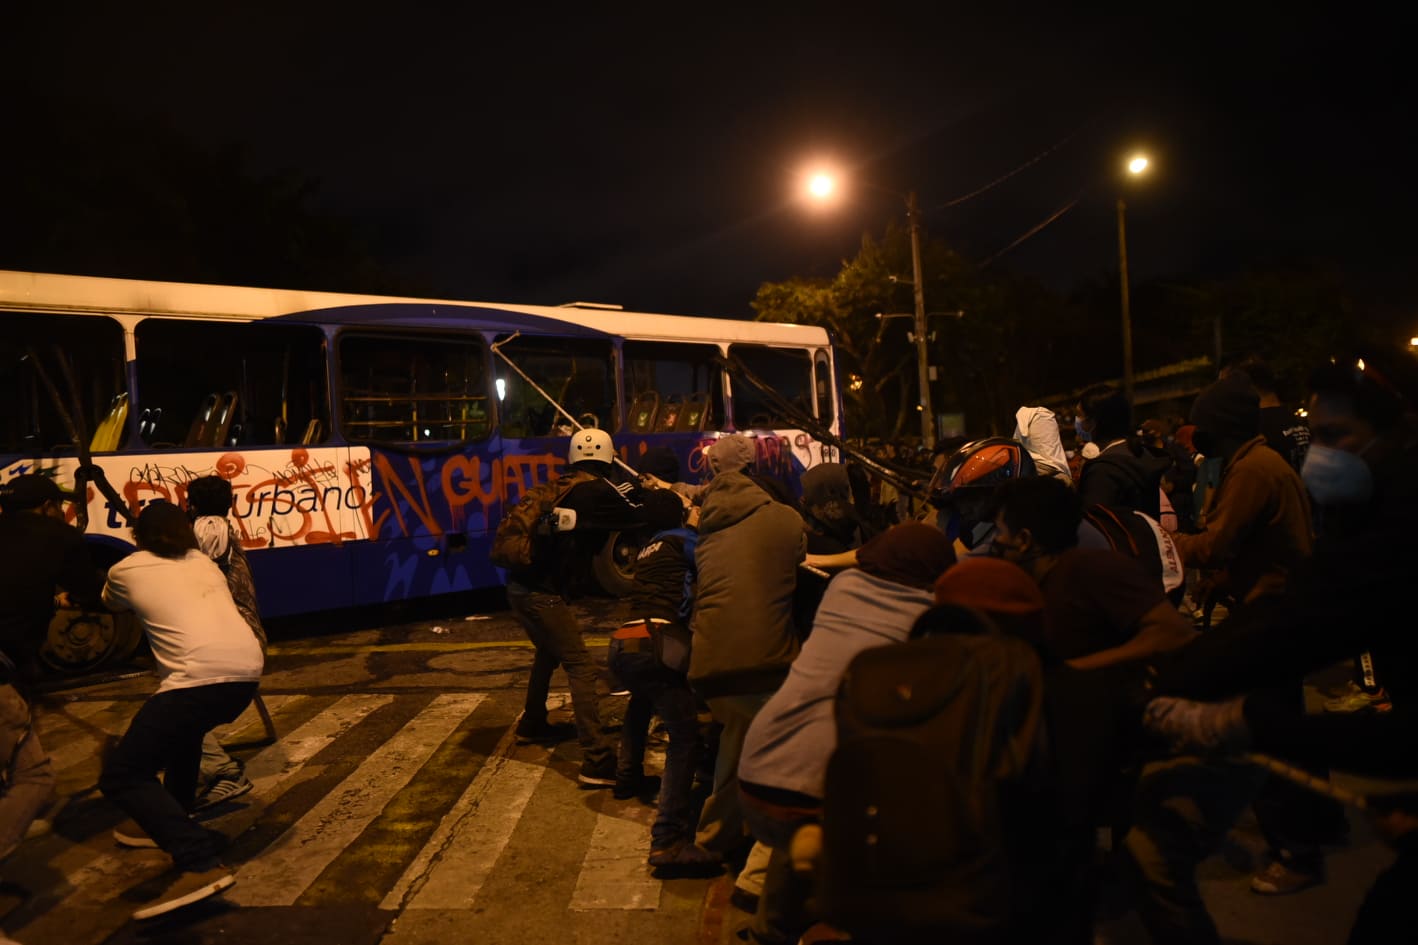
[741,783,822,945]
[1250,684,1347,873]
[608,640,699,850]
[1350,834,1416,944]
[507,587,613,768]
[99,681,257,870]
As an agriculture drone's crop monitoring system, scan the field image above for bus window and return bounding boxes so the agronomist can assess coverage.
[494,337,616,437]
[0,313,127,454]
[814,350,835,426]
[340,333,490,443]
[728,345,813,429]
[622,341,724,433]
[135,321,329,448]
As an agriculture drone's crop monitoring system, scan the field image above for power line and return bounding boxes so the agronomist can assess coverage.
[978,193,1083,268]
[934,121,1091,210]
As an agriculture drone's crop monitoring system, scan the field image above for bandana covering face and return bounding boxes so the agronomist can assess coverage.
[854,522,956,590]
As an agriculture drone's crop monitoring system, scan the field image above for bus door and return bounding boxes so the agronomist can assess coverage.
[337,330,500,607]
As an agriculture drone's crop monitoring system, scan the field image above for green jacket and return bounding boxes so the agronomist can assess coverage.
[689,472,806,698]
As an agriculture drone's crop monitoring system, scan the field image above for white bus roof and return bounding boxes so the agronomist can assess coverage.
[0,269,829,347]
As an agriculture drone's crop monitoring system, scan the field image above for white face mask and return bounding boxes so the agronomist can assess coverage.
[1301,444,1374,506]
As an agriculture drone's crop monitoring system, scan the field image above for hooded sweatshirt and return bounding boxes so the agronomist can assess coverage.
[689,471,806,697]
[1077,442,1169,518]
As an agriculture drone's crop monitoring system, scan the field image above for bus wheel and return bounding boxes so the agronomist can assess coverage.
[592,530,640,596]
[40,609,143,676]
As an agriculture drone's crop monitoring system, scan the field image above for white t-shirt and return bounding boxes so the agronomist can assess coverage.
[102,549,264,693]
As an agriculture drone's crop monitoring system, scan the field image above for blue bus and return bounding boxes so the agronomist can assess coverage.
[1,271,841,671]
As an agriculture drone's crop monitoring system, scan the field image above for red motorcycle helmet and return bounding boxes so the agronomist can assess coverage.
[931,436,1037,505]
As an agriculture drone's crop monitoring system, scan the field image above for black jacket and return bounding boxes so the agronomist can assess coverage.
[0,511,102,679]
[1077,442,1169,519]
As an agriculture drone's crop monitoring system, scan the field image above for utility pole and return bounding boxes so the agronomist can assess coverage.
[907,191,934,448]
[1117,196,1135,406]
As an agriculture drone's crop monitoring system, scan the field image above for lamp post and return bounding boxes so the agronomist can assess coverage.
[803,171,935,448]
[1118,153,1150,406]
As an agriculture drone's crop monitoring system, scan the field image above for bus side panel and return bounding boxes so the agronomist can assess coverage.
[348,437,514,607]
[0,446,368,615]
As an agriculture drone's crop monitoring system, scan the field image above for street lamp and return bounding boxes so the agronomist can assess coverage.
[1117,152,1150,405]
[803,171,935,448]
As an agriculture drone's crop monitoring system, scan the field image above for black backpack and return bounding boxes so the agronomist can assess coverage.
[821,612,1048,944]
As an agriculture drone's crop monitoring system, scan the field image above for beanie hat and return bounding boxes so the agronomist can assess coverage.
[642,489,688,531]
[0,473,71,511]
[1188,372,1260,446]
[933,557,1046,645]
[707,434,755,474]
[637,446,681,484]
[855,522,955,590]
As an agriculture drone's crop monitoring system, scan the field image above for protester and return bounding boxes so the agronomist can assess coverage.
[1231,354,1311,473]
[1128,352,1418,944]
[663,470,805,892]
[0,475,101,870]
[503,428,647,787]
[186,475,263,810]
[989,475,1196,670]
[1075,384,1168,518]
[609,489,703,867]
[735,523,952,944]
[99,501,262,920]
[1013,406,1072,481]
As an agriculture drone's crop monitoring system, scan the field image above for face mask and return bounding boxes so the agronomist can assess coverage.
[1191,430,1216,458]
[1301,444,1374,506]
[962,520,996,551]
[1074,417,1092,443]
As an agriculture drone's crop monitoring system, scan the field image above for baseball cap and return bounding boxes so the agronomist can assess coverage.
[0,473,74,511]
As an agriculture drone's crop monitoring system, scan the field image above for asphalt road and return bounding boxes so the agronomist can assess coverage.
[3,598,1400,945]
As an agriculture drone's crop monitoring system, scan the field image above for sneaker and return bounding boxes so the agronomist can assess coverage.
[113,823,160,849]
[193,775,254,812]
[613,772,661,801]
[515,717,577,744]
[1250,859,1322,895]
[1323,684,1390,714]
[648,841,724,877]
[729,885,761,914]
[577,758,618,788]
[132,866,236,920]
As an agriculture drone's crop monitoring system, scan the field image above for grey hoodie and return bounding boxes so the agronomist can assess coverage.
[689,471,806,698]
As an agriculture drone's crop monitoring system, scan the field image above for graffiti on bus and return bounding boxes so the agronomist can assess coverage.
[1,429,831,549]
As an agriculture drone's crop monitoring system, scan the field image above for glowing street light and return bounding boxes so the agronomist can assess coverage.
[807,173,836,200]
[1118,152,1151,405]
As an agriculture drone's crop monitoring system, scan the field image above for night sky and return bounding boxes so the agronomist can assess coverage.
[6,6,1414,320]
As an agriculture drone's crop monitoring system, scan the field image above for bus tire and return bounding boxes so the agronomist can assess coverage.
[592,530,640,596]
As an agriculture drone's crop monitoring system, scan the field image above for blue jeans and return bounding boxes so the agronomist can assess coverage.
[609,640,699,850]
[99,681,257,870]
[507,586,614,769]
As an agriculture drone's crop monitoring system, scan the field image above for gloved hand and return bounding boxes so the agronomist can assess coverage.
[1143,695,1251,755]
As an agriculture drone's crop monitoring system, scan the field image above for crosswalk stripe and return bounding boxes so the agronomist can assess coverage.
[227,693,486,906]
[17,693,391,914]
[386,729,549,910]
[569,808,661,911]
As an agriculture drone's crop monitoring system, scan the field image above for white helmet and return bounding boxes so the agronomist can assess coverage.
[568,428,614,465]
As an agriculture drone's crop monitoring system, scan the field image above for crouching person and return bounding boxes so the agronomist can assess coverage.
[609,490,704,866]
[735,523,954,944]
[99,502,263,920]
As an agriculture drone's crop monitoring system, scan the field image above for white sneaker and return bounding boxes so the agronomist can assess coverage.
[132,866,236,920]
[113,822,159,849]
